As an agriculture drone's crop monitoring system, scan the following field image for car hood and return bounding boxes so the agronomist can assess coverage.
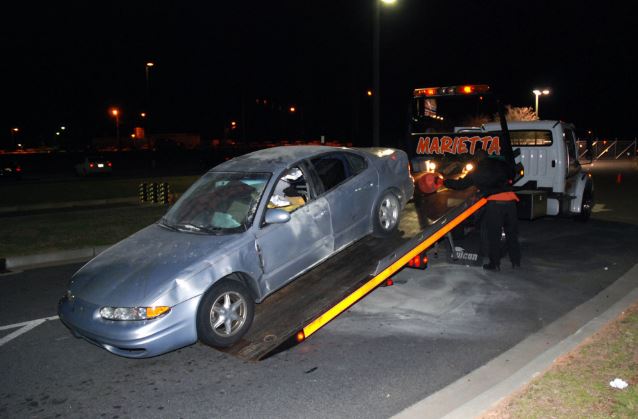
[69,224,247,307]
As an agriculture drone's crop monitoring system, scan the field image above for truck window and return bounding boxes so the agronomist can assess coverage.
[510,130,553,146]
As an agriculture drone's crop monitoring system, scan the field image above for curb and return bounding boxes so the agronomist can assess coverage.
[0,197,140,215]
[3,245,112,270]
[392,263,638,419]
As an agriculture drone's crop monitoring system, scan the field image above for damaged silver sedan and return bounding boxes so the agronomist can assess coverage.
[58,146,414,358]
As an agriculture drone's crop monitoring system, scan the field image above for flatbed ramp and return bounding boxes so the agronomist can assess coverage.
[223,197,486,361]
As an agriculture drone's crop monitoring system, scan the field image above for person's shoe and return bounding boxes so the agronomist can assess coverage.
[512,262,521,269]
[483,263,500,272]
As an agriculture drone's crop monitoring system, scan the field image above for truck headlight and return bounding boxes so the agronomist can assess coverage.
[100,306,170,321]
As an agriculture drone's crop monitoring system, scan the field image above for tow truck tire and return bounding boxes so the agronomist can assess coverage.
[372,190,400,237]
[574,185,593,222]
[197,279,254,348]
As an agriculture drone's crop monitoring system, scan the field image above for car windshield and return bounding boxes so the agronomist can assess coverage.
[161,171,270,234]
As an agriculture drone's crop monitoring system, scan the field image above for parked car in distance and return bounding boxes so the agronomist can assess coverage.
[0,158,23,180]
[75,155,112,176]
[59,145,414,358]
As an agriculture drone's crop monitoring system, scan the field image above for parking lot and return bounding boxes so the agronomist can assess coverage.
[1,161,637,418]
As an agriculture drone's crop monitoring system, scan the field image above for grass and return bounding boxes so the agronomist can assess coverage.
[483,302,638,418]
[0,175,199,207]
[0,205,169,257]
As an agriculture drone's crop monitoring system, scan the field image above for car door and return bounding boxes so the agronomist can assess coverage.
[254,163,333,295]
[309,152,378,250]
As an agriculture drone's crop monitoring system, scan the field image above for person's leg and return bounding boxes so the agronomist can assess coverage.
[484,203,503,270]
[503,202,521,267]
[477,207,489,264]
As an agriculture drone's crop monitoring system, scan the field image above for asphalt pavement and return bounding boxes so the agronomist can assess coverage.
[1,160,637,418]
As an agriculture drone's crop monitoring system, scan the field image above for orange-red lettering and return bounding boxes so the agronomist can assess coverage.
[456,137,468,154]
[441,136,454,154]
[429,137,441,154]
[416,137,430,154]
[487,136,501,155]
[467,136,481,154]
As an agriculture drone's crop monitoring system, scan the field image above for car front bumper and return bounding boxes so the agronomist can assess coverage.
[58,294,201,358]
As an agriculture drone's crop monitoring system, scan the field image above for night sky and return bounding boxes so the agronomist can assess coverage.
[2,1,637,147]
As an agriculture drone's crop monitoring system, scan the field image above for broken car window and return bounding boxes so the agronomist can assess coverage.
[268,167,309,212]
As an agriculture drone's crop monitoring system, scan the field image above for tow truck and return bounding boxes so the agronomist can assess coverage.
[224,84,519,361]
[482,120,594,221]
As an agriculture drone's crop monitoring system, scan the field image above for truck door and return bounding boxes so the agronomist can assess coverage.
[563,127,580,178]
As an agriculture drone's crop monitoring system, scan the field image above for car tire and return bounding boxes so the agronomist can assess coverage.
[574,185,593,222]
[372,190,400,237]
[197,279,254,348]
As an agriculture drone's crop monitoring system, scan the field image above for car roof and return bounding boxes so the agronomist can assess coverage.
[210,145,356,173]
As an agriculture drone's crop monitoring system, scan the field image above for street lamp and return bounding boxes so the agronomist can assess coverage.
[110,108,120,149]
[373,0,398,146]
[145,62,155,137]
[10,127,19,150]
[532,88,550,118]
[145,62,154,96]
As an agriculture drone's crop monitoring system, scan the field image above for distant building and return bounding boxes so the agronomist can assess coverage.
[91,133,201,151]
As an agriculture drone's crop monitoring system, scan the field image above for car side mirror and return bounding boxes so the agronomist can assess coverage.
[265,208,291,225]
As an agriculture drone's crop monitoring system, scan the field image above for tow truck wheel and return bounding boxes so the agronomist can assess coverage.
[373,191,400,237]
[197,279,254,348]
[574,185,593,222]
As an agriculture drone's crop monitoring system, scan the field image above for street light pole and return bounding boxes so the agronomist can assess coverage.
[372,0,397,147]
[145,62,154,138]
[145,62,154,100]
[532,88,550,118]
[110,108,120,150]
[11,127,19,150]
[373,0,380,147]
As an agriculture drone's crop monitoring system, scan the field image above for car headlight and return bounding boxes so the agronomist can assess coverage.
[465,163,474,172]
[99,306,170,321]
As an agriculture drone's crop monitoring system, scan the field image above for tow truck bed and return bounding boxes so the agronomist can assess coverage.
[223,197,486,361]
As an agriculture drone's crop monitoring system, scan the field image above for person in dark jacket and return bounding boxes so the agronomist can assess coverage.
[443,149,521,271]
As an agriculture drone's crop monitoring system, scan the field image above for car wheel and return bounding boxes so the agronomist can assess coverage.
[197,279,254,348]
[372,191,400,237]
[574,185,593,222]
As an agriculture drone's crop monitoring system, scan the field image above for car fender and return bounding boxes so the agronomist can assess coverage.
[150,246,264,307]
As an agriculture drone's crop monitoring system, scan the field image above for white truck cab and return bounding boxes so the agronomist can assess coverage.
[482,120,594,220]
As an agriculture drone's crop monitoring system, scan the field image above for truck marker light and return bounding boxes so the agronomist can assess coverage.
[301,198,487,339]
[296,331,305,342]
[461,85,474,94]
